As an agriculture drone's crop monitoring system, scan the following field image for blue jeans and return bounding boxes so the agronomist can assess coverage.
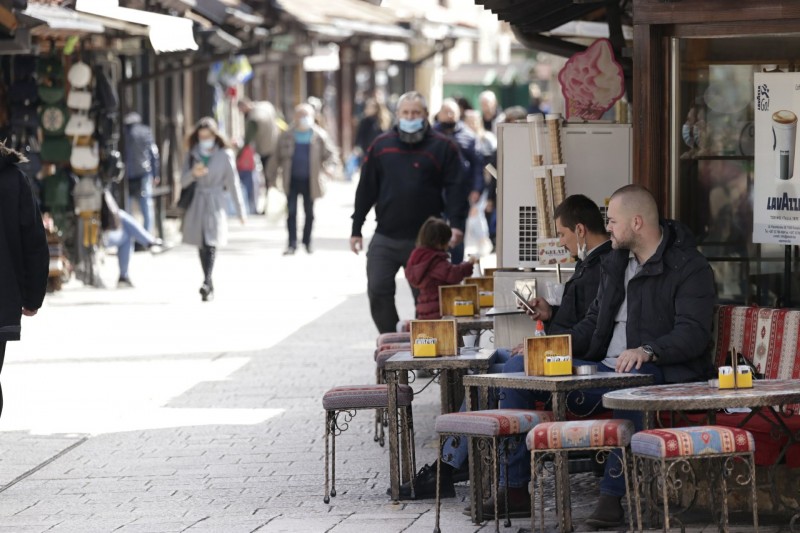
[287,179,314,248]
[238,170,257,215]
[441,349,511,469]
[128,174,155,234]
[500,356,664,495]
[104,209,156,279]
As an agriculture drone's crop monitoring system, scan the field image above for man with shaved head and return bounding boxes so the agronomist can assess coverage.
[493,184,716,526]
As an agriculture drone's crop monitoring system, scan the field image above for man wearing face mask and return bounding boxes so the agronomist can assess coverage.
[269,103,336,255]
[400,195,612,502]
[351,91,469,334]
[433,99,482,264]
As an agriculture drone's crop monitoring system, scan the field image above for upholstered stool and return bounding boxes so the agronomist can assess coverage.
[526,419,635,533]
[433,409,553,533]
[373,345,410,445]
[322,384,415,504]
[377,332,411,347]
[630,426,758,532]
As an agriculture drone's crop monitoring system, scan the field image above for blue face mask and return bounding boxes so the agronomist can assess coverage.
[398,118,424,133]
[199,139,216,152]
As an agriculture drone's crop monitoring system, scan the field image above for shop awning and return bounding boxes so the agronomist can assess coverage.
[75,0,198,54]
[23,3,106,36]
[273,0,413,41]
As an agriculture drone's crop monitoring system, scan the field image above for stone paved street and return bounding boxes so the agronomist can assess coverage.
[0,179,788,532]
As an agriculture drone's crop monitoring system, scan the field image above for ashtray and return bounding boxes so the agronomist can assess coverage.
[573,365,597,376]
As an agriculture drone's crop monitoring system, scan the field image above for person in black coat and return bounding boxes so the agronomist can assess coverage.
[498,185,716,526]
[403,195,612,502]
[0,142,49,417]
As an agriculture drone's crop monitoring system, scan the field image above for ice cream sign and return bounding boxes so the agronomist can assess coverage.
[558,39,625,120]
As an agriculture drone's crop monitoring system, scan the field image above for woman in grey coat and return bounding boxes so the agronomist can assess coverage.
[181,117,246,301]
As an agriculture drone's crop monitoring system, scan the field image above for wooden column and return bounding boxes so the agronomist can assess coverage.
[632,23,669,214]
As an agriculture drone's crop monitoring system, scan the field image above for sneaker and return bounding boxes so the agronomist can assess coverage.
[584,493,624,529]
[283,247,296,256]
[199,283,214,302]
[304,244,313,254]
[117,277,134,288]
[148,239,171,255]
[386,462,455,500]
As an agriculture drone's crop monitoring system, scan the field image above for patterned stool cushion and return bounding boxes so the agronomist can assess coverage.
[323,384,413,410]
[631,426,756,458]
[435,409,553,437]
[377,332,411,347]
[373,343,410,361]
[527,419,635,450]
[376,349,405,369]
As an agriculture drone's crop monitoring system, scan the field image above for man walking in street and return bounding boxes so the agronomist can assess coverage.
[495,185,716,527]
[123,112,160,234]
[351,91,469,334]
[433,98,482,264]
[0,142,49,417]
[238,97,280,212]
[269,103,336,255]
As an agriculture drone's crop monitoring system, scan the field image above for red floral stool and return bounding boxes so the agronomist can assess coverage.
[322,384,415,504]
[526,419,636,533]
[373,344,410,445]
[630,426,758,532]
[433,409,553,533]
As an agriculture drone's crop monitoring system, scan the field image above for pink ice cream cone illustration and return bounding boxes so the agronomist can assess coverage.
[558,38,625,120]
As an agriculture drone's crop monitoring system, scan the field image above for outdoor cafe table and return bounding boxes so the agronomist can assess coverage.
[384,348,496,502]
[461,371,654,528]
[452,314,494,346]
[603,380,800,523]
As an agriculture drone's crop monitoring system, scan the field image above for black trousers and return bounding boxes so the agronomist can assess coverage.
[287,179,314,248]
[366,233,418,333]
[199,242,216,288]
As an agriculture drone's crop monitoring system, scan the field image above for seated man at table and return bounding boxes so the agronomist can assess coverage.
[396,194,612,500]
[496,184,716,528]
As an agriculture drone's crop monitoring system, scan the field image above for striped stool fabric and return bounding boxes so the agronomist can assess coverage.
[324,383,416,505]
[376,332,411,346]
[435,409,553,437]
[373,343,411,361]
[631,426,756,458]
[434,409,554,533]
[630,425,759,532]
[527,419,636,533]
[527,419,635,450]
[322,384,413,410]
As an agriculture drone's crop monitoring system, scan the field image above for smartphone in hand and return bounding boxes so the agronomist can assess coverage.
[512,289,536,314]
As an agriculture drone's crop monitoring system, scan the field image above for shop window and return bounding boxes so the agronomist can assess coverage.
[674,37,800,306]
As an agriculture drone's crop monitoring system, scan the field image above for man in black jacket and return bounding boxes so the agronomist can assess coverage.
[0,142,49,417]
[350,91,469,333]
[402,195,611,501]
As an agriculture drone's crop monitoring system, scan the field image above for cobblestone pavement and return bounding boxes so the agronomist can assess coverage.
[0,180,788,532]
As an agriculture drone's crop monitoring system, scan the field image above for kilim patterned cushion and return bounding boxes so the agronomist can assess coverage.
[435,409,553,437]
[373,343,411,361]
[631,426,755,458]
[322,384,413,410]
[526,419,634,450]
[376,332,411,347]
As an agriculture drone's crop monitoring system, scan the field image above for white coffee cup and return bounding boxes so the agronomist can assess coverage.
[772,110,797,180]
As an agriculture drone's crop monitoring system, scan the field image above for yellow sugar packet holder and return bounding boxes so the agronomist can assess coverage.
[413,334,438,358]
[718,366,735,389]
[453,299,474,317]
[479,291,494,307]
[544,352,572,376]
[736,366,753,388]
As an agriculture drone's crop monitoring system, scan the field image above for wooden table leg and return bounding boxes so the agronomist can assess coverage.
[551,392,573,532]
[386,369,400,502]
[399,370,410,485]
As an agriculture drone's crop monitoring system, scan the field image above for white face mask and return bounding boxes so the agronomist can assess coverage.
[298,116,314,130]
[199,138,216,152]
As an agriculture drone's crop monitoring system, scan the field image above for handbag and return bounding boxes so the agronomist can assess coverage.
[177,181,196,210]
[40,136,72,163]
[40,103,69,136]
[236,144,256,171]
[67,89,92,110]
[65,113,95,137]
[70,141,99,173]
[67,61,92,89]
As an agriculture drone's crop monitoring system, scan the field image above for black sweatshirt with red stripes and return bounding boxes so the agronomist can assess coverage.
[351,126,469,240]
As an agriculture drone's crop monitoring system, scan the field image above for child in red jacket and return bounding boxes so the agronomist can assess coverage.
[405,217,478,319]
